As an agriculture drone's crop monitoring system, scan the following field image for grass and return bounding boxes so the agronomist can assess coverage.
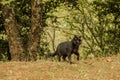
[0,54,120,80]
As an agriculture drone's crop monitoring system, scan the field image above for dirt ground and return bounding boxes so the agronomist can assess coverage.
[0,54,120,80]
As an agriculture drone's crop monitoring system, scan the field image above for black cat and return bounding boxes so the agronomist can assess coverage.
[49,35,81,63]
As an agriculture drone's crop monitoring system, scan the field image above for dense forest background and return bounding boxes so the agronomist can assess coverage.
[0,0,120,61]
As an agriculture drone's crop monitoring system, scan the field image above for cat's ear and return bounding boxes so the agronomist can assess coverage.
[74,35,81,38]
[74,35,77,38]
[79,35,81,39]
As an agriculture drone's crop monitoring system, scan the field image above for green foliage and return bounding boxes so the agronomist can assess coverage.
[46,0,120,58]
[0,0,80,61]
[0,39,10,61]
[1,0,14,5]
[41,0,78,27]
[14,0,31,47]
[92,0,120,56]
[1,0,120,60]
[39,32,50,59]
[0,4,4,33]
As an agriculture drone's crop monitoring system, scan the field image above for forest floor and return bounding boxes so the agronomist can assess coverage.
[0,54,120,80]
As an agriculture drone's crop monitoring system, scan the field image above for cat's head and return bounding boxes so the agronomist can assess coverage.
[72,35,82,45]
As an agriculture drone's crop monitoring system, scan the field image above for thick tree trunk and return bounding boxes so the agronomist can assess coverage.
[27,0,42,61]
[2,4,24,61]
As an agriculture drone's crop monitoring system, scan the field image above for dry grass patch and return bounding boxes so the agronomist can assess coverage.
[0,55,120,80]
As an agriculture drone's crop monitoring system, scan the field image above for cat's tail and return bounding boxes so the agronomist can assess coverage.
[49,51,57,57]
[46,51,57,58]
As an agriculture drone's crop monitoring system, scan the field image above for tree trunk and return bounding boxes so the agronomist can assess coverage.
[2,3,24,61]
[27,0,42,61]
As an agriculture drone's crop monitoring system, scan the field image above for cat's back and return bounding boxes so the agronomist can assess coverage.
[58,41,72,47]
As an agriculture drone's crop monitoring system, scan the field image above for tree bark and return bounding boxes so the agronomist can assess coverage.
[27,0,42,61]
[2,3,24,61]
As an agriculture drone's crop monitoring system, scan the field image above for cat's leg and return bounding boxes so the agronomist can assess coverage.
[74,52,80,60]
[58,54,61,62]
[62,55,67,61]
[68,54,72,64]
